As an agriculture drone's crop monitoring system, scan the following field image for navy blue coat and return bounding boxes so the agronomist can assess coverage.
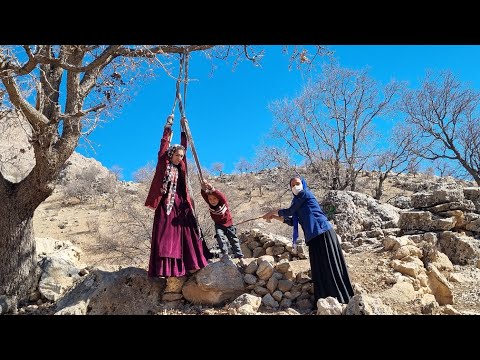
[278,180,332,243]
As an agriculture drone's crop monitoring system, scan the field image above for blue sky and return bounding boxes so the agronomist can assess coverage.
[76,45,480,181]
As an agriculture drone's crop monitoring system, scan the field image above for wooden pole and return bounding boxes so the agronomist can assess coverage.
[181,117,204,184]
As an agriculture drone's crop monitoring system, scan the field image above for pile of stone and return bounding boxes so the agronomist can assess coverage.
[398,187,480,265]
[235,229,315,312]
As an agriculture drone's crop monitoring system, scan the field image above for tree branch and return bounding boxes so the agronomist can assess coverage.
[60,103,106,119]
[1,73,49,130]
[116,45,214,58]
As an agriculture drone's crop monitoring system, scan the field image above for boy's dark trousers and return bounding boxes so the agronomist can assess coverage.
[214,224,244,258]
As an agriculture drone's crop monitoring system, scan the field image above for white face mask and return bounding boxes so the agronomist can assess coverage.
[292,184,303,195]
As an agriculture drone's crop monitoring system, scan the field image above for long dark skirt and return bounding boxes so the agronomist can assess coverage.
[308,228,354,305]
[148,193,208,278]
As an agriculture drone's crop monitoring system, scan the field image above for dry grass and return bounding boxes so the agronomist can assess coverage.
[32,166,480,315]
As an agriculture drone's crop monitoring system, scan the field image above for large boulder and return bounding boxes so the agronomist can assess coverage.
[425,201,475,214]
[36,237,82,264]
[391,196,412,209]
[55,266,166,315]
[321,191,400,242]
[379,282,417,304]
[398,211,456,232]
[463,187,480,213]
[438,232,480,265]
[464,216,480,233]
[391,259,425,278]
[36,237,83,301]
[38,257,82,301]
[275,259,310,281]
[182,258,245,305]
[316,296,344,315]
[411,188,465,209]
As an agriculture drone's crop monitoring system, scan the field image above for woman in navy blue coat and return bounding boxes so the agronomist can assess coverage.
[263,177,354,306]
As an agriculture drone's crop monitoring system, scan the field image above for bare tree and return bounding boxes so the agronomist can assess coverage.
[0,44,269,303]
[407,159,420,177]
[253,145,296,198]
[133,162,156,184]
[433,159,457,178]
[211,162,224,177]
[109,165,123,181]
[254,145,294,177]
[372,124,418,200]
[235,157,251,174]
[400,70,480,185]
[269,62,402,191]
[0,44,330,305]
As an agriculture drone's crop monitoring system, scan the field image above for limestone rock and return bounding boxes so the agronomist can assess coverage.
[345,294,394,315]
[164,276,187,293]
[38,257,81,301]
[380,282,417,304]
[229,293,262,314]
[427,264,454,305]
[316,296,343,315]
[55,267,166,315]
[438,231,480,265]
[182,261,245,306]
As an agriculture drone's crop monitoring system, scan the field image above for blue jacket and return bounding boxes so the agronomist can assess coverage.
[278,179,332,243]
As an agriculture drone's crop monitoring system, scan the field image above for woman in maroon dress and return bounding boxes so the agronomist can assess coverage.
[145,117,208,277]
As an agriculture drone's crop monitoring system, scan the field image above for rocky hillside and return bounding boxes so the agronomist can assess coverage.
[1,114,480,315]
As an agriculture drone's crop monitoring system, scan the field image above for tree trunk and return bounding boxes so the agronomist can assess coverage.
[375,174,387,200]
[0,206,38,304]
[457,158,480,186]
[332,160,340,190]
[349,168,357,191]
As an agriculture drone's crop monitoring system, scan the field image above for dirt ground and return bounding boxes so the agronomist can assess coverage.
[31,174,480,315]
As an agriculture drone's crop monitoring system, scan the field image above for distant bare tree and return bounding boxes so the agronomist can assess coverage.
[373,124,418,200]
[211,162,224,177]
[109,165,123,181]
[133,162,155,185]
[407,159,420,177]
[235,157,252,174]
[400,70,480,185]
[255,145,292,170]
[269,62,403,191]
[434,159,457,178]
[424,166,436,177]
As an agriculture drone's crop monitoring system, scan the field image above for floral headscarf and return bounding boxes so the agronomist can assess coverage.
[161,144,185,215]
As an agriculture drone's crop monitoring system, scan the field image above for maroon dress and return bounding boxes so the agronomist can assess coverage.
[148,166,208,277]
[146,126,208,277]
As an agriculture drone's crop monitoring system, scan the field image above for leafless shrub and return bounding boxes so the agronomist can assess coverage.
[93,186,152,266]
[132,162,155,185]
[109,165,123,180]
[62,164,119,203]
[371,124,418,200]
[234,157,252,174]
[211,162,224,176]
[86,218,100,234]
